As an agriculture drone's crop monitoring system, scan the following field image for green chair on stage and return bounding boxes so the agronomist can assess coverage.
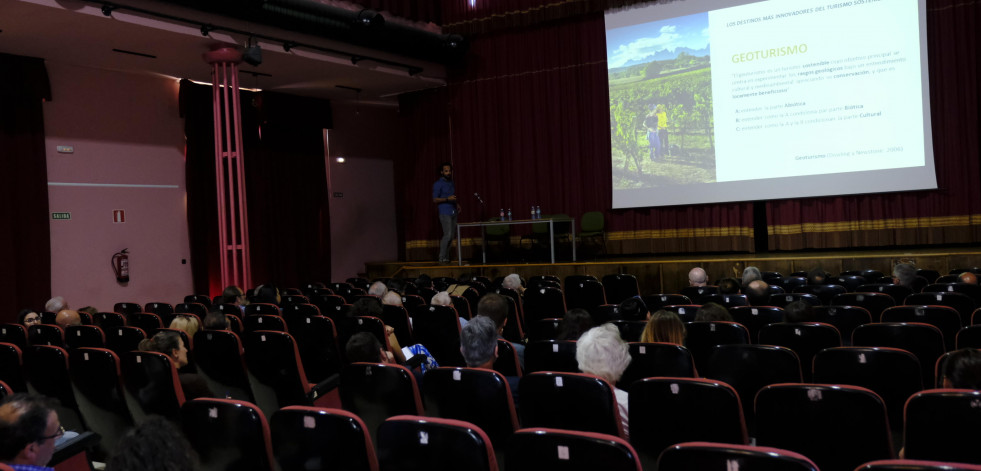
[485,217,512,262]
[579,211,606,257]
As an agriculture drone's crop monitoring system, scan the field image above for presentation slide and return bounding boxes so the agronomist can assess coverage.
[606,0,936,208]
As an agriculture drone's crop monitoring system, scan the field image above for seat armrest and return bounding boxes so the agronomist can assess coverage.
[308,373,340,400]
[404,353,429,370]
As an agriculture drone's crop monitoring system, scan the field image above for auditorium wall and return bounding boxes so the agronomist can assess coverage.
[43,62,193,310]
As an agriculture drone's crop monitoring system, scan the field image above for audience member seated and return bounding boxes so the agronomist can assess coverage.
[745,280,770,306]
[688,267,708,287]
[202,311,229,331]
[617,297,648,321]
[350,297,439,372]
[0,393,64,471]
[478,294,524,369]
[17,309,40,327]
[44,296,68,314]
[350,297,383,318]
[431,291,452,307]
[942,348,981,389]
[576,324,632,438]
[368,281,388,297]
[502,273,526,295]
[346,332,396,364]
[959,272,978,285]
[640,310,686,344]
[742,266,762,288]
[415,274,433,290]
[432,291,467,329]
[252,284,282,307]
[221,285,247,314]
[139,331,213,400]
[386,278,407,295]
[382,291,403,307]
[808,268,829,285]
[893,263,927,290]
[695,302,733,322]
[556,309,593,341]
[106,415,198,471]
[170,316,201,338]
[55,310,81,329]
[718,278,741,295]
[784,300,815,323]
[460,316,520,403]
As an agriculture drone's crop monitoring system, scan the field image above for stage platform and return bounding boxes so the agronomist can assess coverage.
[365,246,981,295]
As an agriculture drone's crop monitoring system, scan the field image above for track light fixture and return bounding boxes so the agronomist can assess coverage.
[242,37,262,66]
[351,56,363,65]
[282,41,296,52]
[101,4,116,16]
[200,24,214,36]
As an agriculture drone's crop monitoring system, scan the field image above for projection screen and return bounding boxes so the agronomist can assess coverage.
[606,0,936,208]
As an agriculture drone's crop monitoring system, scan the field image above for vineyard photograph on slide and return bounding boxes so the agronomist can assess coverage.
[608,12,716,189]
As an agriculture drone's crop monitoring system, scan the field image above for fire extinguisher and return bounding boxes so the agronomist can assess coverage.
[112,249,129,283]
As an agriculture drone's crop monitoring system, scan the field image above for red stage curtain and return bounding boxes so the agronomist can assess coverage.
[0,53,52,320]
[767,0,981,250]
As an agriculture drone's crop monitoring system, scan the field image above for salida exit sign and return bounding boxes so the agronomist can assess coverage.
[51,212,71,220]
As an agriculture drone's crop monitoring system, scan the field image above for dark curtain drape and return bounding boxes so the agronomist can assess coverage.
[0,53,52,320]
[398,12,754,261]
[180,80,332,295]
[766,0,981,250]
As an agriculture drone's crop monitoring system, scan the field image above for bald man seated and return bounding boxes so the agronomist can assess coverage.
[959,272,978,285]
[688,267,708,286]
[746,280,771,306]
[0,394,63,471]
[54,310,81,329]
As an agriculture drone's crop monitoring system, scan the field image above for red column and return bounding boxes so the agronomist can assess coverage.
[203,47,252,291]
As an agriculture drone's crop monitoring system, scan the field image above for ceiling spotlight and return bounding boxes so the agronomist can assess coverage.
[335,157,346,163]
[243,37,262,66]
[351,56,363,65]
[355,9,384,28]
[408,67,423,76]
[282,41,296,52]
[200,24,215,36]
[101,4,116,16]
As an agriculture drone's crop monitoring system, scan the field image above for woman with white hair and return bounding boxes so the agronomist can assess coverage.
[576,323,632,437]
[431,291,467,328]
[502,273,525,295]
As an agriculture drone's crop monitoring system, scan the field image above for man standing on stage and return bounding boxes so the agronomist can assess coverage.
[433,162,460,264]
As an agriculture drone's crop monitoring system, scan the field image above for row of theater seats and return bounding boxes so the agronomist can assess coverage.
[4,364,980,471]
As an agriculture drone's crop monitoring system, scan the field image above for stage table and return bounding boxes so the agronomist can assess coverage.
[456,217,576,265]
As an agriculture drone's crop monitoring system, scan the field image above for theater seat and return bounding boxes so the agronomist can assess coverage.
[507,428,642,471]
[519,372,624,439]
[339,362,423,443]
[904,389,981,464]
[629,377,747,469]
[756,383,893,471]
[377,415,497,471]
[270,406,378,471]
[658,442,819,471]
[181,398,275,471]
